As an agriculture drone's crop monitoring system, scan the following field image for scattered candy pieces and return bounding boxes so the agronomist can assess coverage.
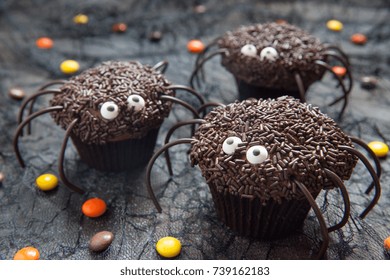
[193,4,207,14]
[82,197,107,218]
[384,236,390,251]
[13,246,40,260]
[149,31,162,42]
[112,23,127,33]
[8,87,25,100]
[187,39,205,53]
[89,231,114,252]
[326,20,343,32]
[35,37,54,49]
[156,236,181,258]
[36,173,58,191]
[0,172,4,183]
[351,33,367,45]
[73,14,89,25]
[332,66,347,78]
[60,60,80,75]
[360,76,378,90]
[368,141,389,158]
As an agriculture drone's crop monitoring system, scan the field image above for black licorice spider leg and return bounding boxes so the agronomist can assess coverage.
[18,80,66,136]
[13,106,64,167]
[293,179,329,260]
[339,145,381,219]
[189,49,230,89]
[349,137,382,194]
[146,138,197,212]
[314,60,349,120]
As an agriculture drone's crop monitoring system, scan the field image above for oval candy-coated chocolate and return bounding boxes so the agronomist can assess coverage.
[89,231,114,252]
[13,246,40,260]
[156,236,181,258]
[8,87,25,100]
[73,14,89,24]
[36,173,58,191]
[82,197,107,218]
[351,33,367,45]
[327,19,343,31]
[384,236,390,251]
[187,39,205,53]
[60,60,80,75]
[368,141,389,158]
[36,37,54,49]
[0,172,4,183]
[360,76,378,90]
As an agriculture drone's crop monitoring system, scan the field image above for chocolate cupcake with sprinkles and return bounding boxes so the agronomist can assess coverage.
[14,60,204,194]
[190,22,353,119]
[145,96,381,259]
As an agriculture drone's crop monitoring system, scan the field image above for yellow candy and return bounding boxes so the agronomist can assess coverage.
[156,236,181,258]
[327,20,343,32]
[368,141,389,158]
[60,60,80,74]
[73,14,89,25]
[36,174,58,191]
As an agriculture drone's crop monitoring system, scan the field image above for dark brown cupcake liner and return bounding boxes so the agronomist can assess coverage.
[71,128,160,172]
[235,78,303,101]
[209,182,320,240]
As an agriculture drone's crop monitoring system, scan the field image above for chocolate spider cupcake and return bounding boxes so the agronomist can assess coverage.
[217,22,327,100]
[50,61,174,171]
[189,96,358,239]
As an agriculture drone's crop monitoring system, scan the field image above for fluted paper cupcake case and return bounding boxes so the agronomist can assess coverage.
[71,128,160,172]
[208,182,321,240]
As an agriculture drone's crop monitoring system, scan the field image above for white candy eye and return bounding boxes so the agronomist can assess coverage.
[222,136,242,155]
[240,44,257,57]
[246,145,268,164]
[127,94,145,111]
[100,101,119,120]
[260,47,278,61]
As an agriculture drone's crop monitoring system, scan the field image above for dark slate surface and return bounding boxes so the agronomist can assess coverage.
[0,0,389,260]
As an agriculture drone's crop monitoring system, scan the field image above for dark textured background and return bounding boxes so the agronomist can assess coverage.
[0,0,389,260]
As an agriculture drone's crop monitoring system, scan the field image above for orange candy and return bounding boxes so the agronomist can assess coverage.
[332,66,347,78]
[36,37,54,49]
[351,33,367,45]
[13,247,40,260]
[82,197,107,218]
[187,39,205,53]
[384,236,390,251]
[112,23,127,33]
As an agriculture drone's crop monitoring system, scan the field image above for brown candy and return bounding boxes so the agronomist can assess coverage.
[89,231,114,252]
[112,23,127,33]
[360,76,378,90]
[0,172,4,183]
[193,5,207,14]
[8,87,25,100]
[148,31,162,42]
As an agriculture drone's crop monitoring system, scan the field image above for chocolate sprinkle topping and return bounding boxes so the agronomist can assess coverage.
[218,22,327,90]
[50,61,174,144]
[189,97,358,203]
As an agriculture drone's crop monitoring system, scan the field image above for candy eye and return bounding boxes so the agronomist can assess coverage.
[260,47,278,61]
[246,145,268,164]
[240,44,257,57]
[222,136,243,155]
[100,101,119,120]
[127,94,145,111]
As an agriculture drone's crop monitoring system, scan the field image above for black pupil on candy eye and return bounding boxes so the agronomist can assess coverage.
[253,149,260,156]
[107,105,115,112]
[227,139,234,145]
[132,96,140,103]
